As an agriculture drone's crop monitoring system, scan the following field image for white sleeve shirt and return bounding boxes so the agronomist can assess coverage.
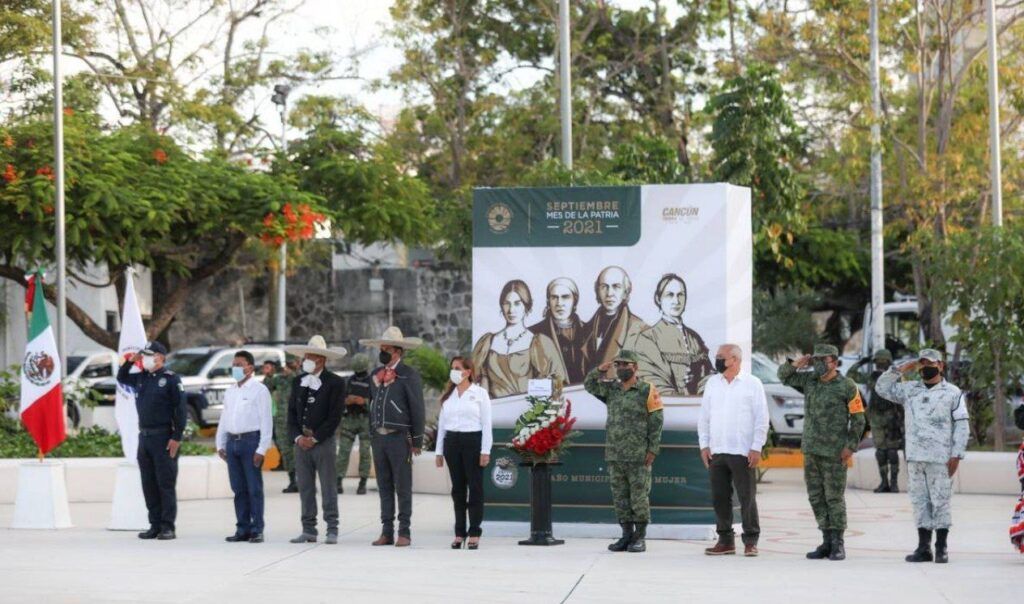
[215,377,274,455]
[697,371,770,456]
[435,384,493,456]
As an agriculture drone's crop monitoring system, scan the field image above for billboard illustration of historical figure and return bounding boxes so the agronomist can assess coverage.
[473,279,568,398]
[634,273,714,395]
[528,277,591,384]
[582,266,649,368]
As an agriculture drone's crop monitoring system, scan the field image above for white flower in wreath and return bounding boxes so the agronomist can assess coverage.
[541,420,550,428]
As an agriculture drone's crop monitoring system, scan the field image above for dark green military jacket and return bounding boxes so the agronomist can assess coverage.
[584,368,664,462]
[778,362,866,458]
[265,374,293,417]
[866,370,904,449]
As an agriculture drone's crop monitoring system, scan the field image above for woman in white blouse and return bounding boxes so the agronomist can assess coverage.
[435,356,493,549]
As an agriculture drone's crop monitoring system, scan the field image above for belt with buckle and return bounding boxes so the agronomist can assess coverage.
[139,427,172,436]
[227,431,259,440]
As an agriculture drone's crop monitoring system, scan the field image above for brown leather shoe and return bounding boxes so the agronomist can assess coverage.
[372,535,394,546]
[744,544,759,557]
[395,536,412,547]
[704,541,736,556]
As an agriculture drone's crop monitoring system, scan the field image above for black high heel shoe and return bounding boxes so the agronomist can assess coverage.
[467,537,480,550]
[451,538,464,549]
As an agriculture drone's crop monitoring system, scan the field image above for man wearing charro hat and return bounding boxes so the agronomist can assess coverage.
[284,335,348,545]
[778,344,865,561]
[583,349,664,554]
[359,326,426,547]
[876,348,969,564]
[866,349,904,493]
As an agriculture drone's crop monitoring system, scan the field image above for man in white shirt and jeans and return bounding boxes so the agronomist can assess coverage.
[216,350,273,543]
[698,343,769,556]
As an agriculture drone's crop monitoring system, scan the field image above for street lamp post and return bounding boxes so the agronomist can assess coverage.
[52,0,67,376]
[985,0,1003,227]
[869,0,885,355]
[270,84,291,344]
[558,0,572,170]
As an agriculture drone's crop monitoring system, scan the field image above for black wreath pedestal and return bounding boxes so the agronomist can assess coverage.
[517,462,565,546]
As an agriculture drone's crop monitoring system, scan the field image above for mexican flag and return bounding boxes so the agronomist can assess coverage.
[20,274,66,455]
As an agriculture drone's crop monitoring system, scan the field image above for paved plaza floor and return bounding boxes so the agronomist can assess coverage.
[0,468,1019,603]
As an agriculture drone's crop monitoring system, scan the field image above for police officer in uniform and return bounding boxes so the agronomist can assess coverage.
[778,344,866,561]
[583,349,664,554]
[336,353,373,495]
[117,341,187,540]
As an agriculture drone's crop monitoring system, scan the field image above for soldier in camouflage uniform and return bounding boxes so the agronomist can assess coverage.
[778,344,866,561]
[336,353,373,495]
[266,359,298,493]
[583,349,664,554]
[866,349,904,493]
[876,348,968,564]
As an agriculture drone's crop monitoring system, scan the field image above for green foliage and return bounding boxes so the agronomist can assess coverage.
[610,135,690,184]
[753,288,820,357]
[402,347,451,392]
[0,423,212,459]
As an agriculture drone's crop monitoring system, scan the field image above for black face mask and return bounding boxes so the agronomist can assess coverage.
[921,366,941,381]
[714,358,727,373]
[616,368,635,382]
[379,351,392,365]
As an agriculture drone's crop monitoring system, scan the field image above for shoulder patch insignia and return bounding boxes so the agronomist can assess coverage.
[646,384,664,413]
[848,391,865,414]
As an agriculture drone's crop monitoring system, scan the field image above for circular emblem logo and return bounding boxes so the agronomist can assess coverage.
[487,203,513,234]
[491,456,518,490]
[158,377,167,388]
[23,350,56,387]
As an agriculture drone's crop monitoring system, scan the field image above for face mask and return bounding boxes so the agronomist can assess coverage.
[379,350,393,365]
[231,366,246,382]
[302,359,317,374]
[449,369,465,385]
[714,358,727,373]
[142,355,157,372]
[616,367,635,382]
[812,360,828,377]
[921,366,941,381]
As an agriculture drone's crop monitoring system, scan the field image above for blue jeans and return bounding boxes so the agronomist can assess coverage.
[226,432,264,535]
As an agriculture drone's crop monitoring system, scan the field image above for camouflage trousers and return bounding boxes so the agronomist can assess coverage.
[908,461,953,529]
[804,453,848,530]
[336,414,372,480]
[608,462,652,523]
[273,411,294,473]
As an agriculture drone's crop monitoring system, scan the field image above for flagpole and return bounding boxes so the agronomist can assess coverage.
[52,0,67,377]
[869,0,885,355]
[985,0,1003,227]
[558,0,572,171]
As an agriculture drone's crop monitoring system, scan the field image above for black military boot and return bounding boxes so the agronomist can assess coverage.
[934,529,949,563]
[889,464,900,494]
[828,530,846,561]
[357,477,368,495]
[282,471,298,493]
[873,465,890,493]
[905,528,934,562]
[337,477,344,495]
[806,530,832,559]
[608,522,634,552]
[627,522,647,553]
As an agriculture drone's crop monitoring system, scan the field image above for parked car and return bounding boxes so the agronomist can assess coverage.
[64,349,119,427]
[91,345,285,428]
[750,352,805,446]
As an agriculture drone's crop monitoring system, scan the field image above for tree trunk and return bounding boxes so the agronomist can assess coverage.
[994,346,1006,452]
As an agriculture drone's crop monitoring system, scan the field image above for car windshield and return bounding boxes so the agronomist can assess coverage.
[751,354,781,384]
[66,356,85,374]
[165,352,213,377]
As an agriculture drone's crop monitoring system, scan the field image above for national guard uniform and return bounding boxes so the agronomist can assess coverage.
[866,349,904,493]
[778,344,865,561]
[336,353,373,495]
[116,341,187,540]
[875,348,968,564]
[267,368,297,492]
[583,350,664,554]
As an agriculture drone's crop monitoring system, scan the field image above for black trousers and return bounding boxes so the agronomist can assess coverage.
[137,430,178,531]
[443,431,485,538]
[709,453,760,545]
[372,432,413,538]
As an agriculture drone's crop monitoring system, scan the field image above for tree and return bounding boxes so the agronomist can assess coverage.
[0,113,323,349]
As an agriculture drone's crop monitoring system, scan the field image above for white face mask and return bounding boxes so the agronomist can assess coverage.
[449,369,466,385]
[142,355,157,372]
[302,359,317,374]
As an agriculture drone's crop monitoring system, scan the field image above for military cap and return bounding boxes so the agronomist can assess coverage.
[613,349,640,364]
[918,348,943,363]
[872,349,893,362]
[350,352,371,373]
[143,341,168,356]
[812,344,839,358]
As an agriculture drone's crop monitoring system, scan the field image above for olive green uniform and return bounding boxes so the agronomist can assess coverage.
[267,374,295,473]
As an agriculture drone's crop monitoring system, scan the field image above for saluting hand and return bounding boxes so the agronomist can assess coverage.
[898,360,920,374]
[167,440,180,459]
[793,355,812,369]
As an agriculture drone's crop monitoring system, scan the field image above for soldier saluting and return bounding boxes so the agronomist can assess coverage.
[875,348,969,564]
[778,344,865,561]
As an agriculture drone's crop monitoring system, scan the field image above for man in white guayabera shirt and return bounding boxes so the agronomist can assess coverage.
[698,343,770,557]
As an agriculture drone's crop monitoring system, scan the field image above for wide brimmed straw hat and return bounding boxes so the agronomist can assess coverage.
[283,335,348,360]
[358,326,423,349]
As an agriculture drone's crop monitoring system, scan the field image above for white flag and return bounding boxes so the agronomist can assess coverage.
[115,271,147,458]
